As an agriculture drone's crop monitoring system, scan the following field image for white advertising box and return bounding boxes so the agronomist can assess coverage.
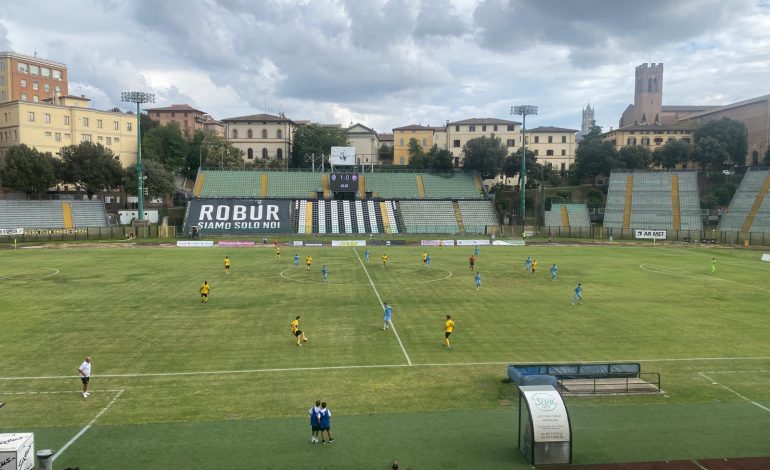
[176,240,214,247]
[455,239,491,246]
[119,210,159,224]
[331,240,366,247]
[635,229,666,240]
[0,433,34,470]
[420,240,456,246]
[761,253,770,262]
[518,386,571,465]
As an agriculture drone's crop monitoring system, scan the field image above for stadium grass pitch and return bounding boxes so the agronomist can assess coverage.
[1,243,769,468]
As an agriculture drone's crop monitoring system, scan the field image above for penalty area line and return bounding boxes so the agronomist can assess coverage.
[52,389,125,462]
[697,372,770,414]
[354,248,412,366]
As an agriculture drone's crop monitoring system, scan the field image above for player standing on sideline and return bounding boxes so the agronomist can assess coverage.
[551,263,558,283]
[531,259,538,277]
[382,254,389,268]
[422,251,428,266]
[321,265,329,283]
[383,302,392,330]
[474,244,480,258]
[469,254,476,270]
[224,256,231,275]
[444,315,455,349]
[426,253,431,269]
[318,402,334,444]
[474,271,481,290]
[711,257,717,275]
[78,356,92,398]
[572,283,584,305]
[306,255,313,271]
[364,248,370,263]
[291,316,309,346]
[309,400,321,443]
[199,281,210,303]
[294,254,300,268]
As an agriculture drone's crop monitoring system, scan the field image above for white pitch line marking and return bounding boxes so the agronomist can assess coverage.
[51,389,125,462]
[0,389,123,395]
[697,372,770,413]
[0,267,59,282]
[279,266,452,285]
[2,357,770,381]
[354,248,412,366]
[639,263,770,294]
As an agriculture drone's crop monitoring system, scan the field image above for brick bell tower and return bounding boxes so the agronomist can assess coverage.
[634,63,663,125]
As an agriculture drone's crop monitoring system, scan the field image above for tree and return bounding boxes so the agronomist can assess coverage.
[428,146,454,171]
[378,143,394,163]
[503,147,545,184]
[0,144,57,197]
[58,142,125,197]
[140,112,159,138]
[187,130,244,174]
[692,136,730,169]
[407,138,428,169]
[618,145,652,170]
[652,140,691,169]
[290,124,350,168]
[694,118,748,166]
[461,135,507,179]
[124,160,175,200]
[571,126,617,185]
[142,122,188,172]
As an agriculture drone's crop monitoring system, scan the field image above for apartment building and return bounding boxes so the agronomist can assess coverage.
[393,124,438,166]
[346,123,380,164]
[446,118,520,167]
[0,95,138,166]
[524,126,578,173]
[222,113,295,162]
[146,104,206,136]
[602,124,695,153]
[0,51,68,104]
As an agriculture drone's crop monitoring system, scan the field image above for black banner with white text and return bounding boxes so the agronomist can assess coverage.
[186,199,291,234]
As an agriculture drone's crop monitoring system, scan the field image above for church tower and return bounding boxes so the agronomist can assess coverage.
[581,103,595,134]
[633,63,663,124]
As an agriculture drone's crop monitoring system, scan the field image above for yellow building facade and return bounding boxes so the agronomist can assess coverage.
[393,125,436,166]
[0,96,138,166]
[602,124,695,152]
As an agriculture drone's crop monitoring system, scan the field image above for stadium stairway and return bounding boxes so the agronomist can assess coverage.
[416,175,426,198]
[623,175,634,229]
[741,172,770,232]
[358,175,366,199]
[560,206,570,227]
[261,174,269,197]
[671,174,682,231]
[322,175,330,199]
[193,173,205,196]
[452,201,465,233]
[61,202,74,229]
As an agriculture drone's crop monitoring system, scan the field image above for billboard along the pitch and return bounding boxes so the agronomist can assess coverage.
[186,199,291,234]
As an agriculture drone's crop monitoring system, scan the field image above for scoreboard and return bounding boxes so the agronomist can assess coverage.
[330,173,359,192]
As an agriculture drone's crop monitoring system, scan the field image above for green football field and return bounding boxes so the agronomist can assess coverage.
[1,242,769,469]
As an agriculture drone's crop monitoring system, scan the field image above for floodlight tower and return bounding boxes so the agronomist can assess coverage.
[511,105,538,228]
[121,91,155,221]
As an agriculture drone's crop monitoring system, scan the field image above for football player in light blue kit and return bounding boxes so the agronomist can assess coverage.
[525,256,532,274]
[550,263,558,283]
[474,271,481,290]
[364,248,370,263]
[474,244,480,258]
[321,265,329,283]
[426,254,431,269]
[572,283,583,305]
[382,302,392,330]
[294,254,300,268]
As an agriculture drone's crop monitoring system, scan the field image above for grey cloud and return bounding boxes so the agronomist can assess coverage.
[414,0,468,38]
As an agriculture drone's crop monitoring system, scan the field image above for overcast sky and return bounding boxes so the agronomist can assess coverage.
[2,0,769,134]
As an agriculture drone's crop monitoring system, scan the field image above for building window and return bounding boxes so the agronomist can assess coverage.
[534,149,539,156]
[561,149,566,156]
[507,124,514,131]
[654,137,664,145]
[44,113,51,123]
[114,137,119,142]
[399,138,404,145]
[562,135,567,143]
[232,129,238,138]
[28,112,35,122]
[277,148,283,160]
[45,131,52,138]
[548,136,553,143]
[106,136,111,145]
[262,129,268,139]
[681,138,691,143]
[262,148,268,159]
[55,132,61,142]
[455,125,459,132]
[469,125,476,132]
[399,157,405,165]
[247,129,253,138]
[561,163,566,171]
[534,136,540,143]
[247,148,254,159]
[482,125,487,132]
[97,119,103,128]
[506,139,514,147]
[64,133,70,139]
[53,69,62,80]
[17,63,28,73]
[453,140,461,148]
[44,83,50,92]
[127,122,132,131]
[641,137,650,146]
[20,93,27,101]
[97,136,103,141]
[422,138,427,146]
[113,121,119,130]
[20,79,27,87]
[277,129,282,139]
[41,67,50,77]
[493,125,498,131]
[30,65,39,75]
[82,117,89,127]
[81,134,92,142]
[627,138,636,145]
[64,116,70,125]
[546,149,554,156]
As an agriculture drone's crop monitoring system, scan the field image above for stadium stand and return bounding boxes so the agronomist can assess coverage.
[717,169,770,232]
[457,200,498,233]
[0,200,109,229]
[398,200,458,233]
[198,170,263,197]
[544,203,591,228]
[365,173,421,199]
[604,171,702,231]
[267,172,322,198]
[421,173,482,199]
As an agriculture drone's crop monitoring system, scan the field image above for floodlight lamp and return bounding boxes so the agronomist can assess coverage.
[121,91,156,104]
[513,105,538,116]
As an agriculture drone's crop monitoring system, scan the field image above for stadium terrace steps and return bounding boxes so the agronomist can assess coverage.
[741,172,770,232]
[0,200,109,229]
[718,170,770,232]
[193,173,205,196]
[452,201,465,233]
[544,203,590,228]
[457,200,498,234]
[623,175,633,229]
[560,206,570,227]
[671,174,681,231]
[61,202,74,229]
[416,175,426,198]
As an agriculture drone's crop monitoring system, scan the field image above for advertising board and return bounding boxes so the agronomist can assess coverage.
[635,229,667,240]
[186,199,291,234]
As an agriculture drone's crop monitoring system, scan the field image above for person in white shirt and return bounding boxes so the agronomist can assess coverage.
[79,356,92,398]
